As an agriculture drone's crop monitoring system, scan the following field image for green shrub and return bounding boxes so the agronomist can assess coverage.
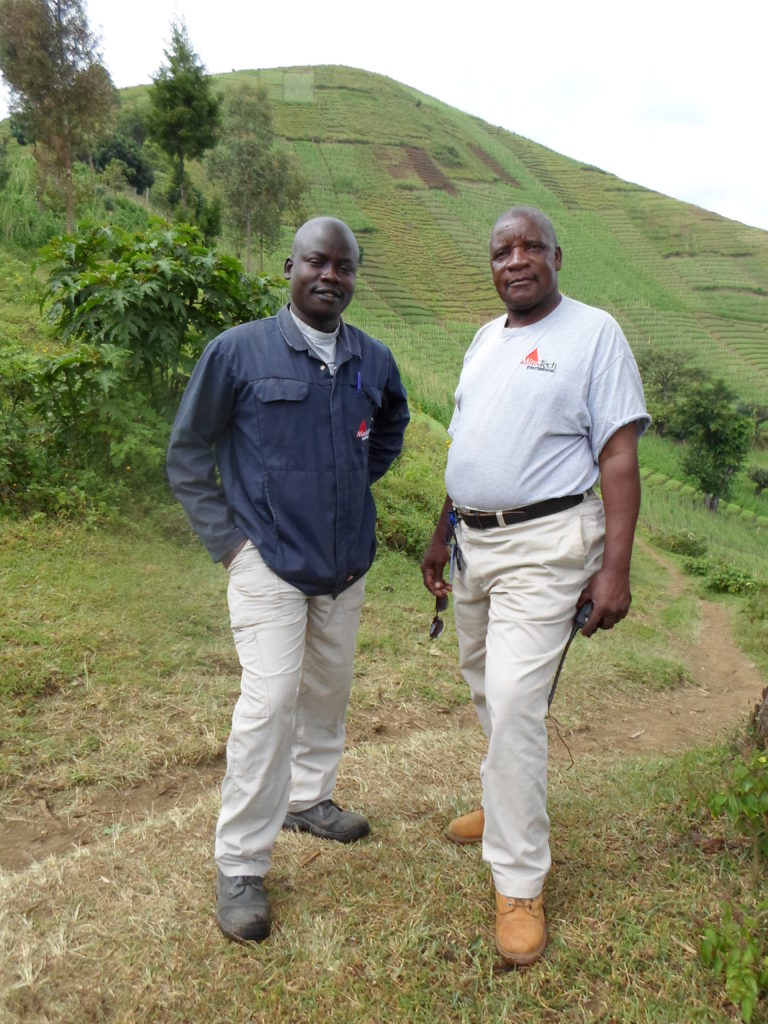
[649,528,707,558]
[708,748,768,862]
[41,218,283,416]
[700,901,768,1023]
[683,558,757,594]
[1,219,283,517]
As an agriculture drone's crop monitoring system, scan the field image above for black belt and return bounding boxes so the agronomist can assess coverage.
[454,493,584,529]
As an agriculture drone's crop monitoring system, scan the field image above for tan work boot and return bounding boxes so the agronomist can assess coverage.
[445,807,484,845]
[495,891,547,966]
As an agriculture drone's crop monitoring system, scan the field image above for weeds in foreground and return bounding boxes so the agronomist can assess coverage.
[697,707,768,1023]
[701,901,768,1023]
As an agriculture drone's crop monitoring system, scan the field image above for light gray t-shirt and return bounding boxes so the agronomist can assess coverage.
[290,307,339,374]
[445,296,650,510]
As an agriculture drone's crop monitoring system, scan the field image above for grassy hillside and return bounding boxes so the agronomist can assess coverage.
[2,66,768,545]
[111,65,768,423]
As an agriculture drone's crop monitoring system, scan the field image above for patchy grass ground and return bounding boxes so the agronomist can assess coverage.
[1,507,766,1022]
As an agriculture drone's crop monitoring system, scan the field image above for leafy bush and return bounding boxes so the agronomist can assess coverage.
[41,218,282,416]
[700,901,768,1023]
[708,748,768,861]
[0,219,284,516]
[648,528,707,558]
[93,133,155,193]
[748,467,768,497]
[683,558,757,594]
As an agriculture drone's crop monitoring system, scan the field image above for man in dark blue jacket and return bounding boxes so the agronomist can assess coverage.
[167,217,409,943]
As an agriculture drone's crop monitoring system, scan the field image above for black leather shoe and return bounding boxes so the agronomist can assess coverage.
[283,799,370,843]
[215,870,271,943]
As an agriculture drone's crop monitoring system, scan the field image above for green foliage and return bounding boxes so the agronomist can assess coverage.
[700,901,768,1023]
[40,218,280,415]
[146,18,220,213]
[679,379,754,509]
[0,342,48,504]
[0,144,66,246]
[647,527,707,558]
[739,403,768,447]
[635,346,706,439]
[0,338,163,514]
[637,350,756,512]
[0,219,283,515]
[208,82,306,272]
[683,557,758,594]
[708,748,768,861]
[748,466,768,496]
[93,133,154,193]
[0,0,117,231]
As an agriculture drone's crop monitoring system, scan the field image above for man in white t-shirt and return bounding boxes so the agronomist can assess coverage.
[421,206,649,967]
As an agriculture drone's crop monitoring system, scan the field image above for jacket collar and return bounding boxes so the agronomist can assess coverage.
[277,304,361,366]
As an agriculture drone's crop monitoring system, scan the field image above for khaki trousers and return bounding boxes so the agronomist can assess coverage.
[215,542,366,877]
[452,493,605,896]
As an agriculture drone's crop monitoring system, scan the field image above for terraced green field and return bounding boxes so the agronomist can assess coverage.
[178,65,768,412]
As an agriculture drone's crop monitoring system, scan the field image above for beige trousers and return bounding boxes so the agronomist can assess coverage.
[215,542,366,877]
[452,493,605,896]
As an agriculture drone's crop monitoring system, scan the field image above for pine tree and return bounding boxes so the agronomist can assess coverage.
[146,19,220,209]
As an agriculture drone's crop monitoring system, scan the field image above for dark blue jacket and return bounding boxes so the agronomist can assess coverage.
[166,306,409,596]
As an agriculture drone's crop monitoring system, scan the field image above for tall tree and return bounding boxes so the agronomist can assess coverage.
[208,82,305,272]
[680,379,753,512]
[146,19,220,208]
[0,0,116,232]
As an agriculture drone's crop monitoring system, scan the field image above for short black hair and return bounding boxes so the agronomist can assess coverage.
[492,206,558,248]
[291,217,360,262]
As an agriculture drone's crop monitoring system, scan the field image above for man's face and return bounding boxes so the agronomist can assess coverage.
[284,222,358,331]
[489,214,562,326]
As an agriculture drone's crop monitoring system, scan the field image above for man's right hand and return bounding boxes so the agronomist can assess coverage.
[421,535,452,597]
[420,494,455,597]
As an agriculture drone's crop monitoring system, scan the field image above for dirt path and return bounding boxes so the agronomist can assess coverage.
[550,596,763,760]
[2,545,764,872]
[550,543,764,760]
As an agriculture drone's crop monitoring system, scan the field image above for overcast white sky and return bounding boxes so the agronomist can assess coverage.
[2,0,766,231]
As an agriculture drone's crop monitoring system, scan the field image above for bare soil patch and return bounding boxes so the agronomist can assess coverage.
[467,143,522,187]
[404,146,458,195]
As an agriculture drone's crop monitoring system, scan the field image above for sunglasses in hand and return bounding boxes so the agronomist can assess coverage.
[429,594,449,640]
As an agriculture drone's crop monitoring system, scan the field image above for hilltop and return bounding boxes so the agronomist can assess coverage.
[213,65,768,417]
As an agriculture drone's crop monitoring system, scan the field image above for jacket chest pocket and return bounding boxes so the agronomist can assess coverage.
[250,379,312,467]
[252,379,309,404]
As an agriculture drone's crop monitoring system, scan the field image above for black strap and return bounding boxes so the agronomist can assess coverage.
[457,493,583,529]
[547,602,593,710]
